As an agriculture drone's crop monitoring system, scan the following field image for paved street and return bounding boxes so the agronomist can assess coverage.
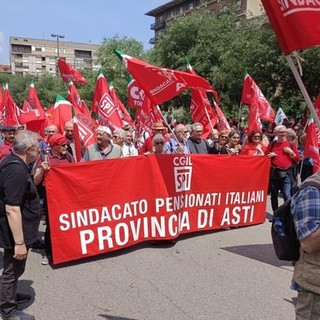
[1,196,295,320]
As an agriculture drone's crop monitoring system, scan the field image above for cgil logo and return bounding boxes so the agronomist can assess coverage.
[173,156,193,193]
[277,0,320,17]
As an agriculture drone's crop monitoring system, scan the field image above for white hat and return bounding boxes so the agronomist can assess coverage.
[96,125,112,136]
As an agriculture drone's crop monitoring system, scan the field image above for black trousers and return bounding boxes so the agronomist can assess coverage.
[0,248,27,315]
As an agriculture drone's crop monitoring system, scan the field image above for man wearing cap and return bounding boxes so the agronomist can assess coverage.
[33,133,74,265]
[139,121,169,155]
[82,126,122,161]
[0,126,17,161]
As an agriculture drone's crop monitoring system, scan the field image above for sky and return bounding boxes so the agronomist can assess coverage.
[0,0,168,64]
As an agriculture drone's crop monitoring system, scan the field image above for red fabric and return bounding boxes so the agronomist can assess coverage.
[67,82,92,120]
[27,83,46,118]
[241,143,266,156]
[241,74,275,123]
[109,84,134,126]
[0,140,13,160]
[48,134,68,147]
[248,94,262,133]
[73,122,83,162]
[57,59,88,84]
[127,78,145,108]
[266,140,300,169]
[45,154,270,264]
[261,0,320,54]
[118,51,215,106]
[0,87,20,126]
[304,118,320,173]
[91,72,122,130]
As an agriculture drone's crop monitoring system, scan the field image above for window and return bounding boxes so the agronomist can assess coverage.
[236,0,242,10]
[35,47,42,52]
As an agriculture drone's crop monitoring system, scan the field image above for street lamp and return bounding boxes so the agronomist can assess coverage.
[51,33,65,58]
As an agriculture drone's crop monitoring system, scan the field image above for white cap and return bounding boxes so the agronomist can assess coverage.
[96,125,112,136]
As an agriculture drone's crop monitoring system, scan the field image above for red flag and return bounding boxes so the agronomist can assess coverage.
[109,83,134,127]
[17,100,40,124]
[115,50,215,106]
[57,58,88,84]
[27,82,46,118]
[261,0,320,55]
[214,102,230,131]
[186,62,220,137]
[67,81,92,119]
[45,95,75,133]
[91,70,122,130]
[135,96,162,146]
[127,78,145,108]
[248,94,263,133]
[91,69,110,113]
[1,85,20,126]
[241,74,275,123]
[304,117,320,173]
[73,113,97,149]
[0,86,2,109]
[73,121,83,162]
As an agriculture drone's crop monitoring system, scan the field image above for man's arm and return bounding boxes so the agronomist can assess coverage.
[5,204,27,259]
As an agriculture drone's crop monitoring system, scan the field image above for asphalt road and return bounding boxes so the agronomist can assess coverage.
[1,196,295,320]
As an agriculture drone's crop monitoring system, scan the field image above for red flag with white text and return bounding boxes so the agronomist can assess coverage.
[57,58,88,84]
[261,0,320,55]
[241,74,275,123]
[127,78,145,108]
[115,50,215,106]
[91,70,122,130]
[248,94,263,133]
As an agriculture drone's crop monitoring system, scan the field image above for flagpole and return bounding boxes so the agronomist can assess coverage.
[285,54,320,130]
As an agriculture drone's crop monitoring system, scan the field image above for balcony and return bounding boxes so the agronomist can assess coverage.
[150,20,165,31]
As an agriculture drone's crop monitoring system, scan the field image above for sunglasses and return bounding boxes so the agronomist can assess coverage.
[155,142,164,145]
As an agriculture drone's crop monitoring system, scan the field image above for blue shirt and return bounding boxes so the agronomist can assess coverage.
[290,186,320,291]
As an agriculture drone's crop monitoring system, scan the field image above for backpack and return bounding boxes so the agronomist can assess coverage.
[271,198,300,261]
[271,181,320,261]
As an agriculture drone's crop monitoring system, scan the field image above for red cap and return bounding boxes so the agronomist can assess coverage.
[48,134,68,147]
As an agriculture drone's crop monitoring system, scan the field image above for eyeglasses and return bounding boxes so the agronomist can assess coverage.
[195,130,203,133]
[155,142,164,145]
[60,143,68,147]
[278,131,287,134]
[253,136,262,139]
[113,136,120,139]
[220,136,228,139]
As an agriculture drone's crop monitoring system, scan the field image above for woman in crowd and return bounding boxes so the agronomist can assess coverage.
[241,130,266,156]
[210,130,229,154]
[226,130,242,155]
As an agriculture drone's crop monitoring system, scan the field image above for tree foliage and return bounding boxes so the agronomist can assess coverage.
[1,14,320,123]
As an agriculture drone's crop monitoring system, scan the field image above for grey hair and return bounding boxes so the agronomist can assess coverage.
[191,122,203,133]
[174,124,186,134]
[113,128,126,139]
[13,130,38,155]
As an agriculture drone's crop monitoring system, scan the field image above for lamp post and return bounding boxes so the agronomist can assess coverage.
[51,33,65,58]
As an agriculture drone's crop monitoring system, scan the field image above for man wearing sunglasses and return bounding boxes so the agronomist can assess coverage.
[267,125,300,216]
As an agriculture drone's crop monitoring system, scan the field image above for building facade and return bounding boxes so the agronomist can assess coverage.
[10,36,101,76]
[146,0,263,44]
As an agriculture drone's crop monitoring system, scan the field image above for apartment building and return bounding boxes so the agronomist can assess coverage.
[146,0,263,44]
[10,36,101,76]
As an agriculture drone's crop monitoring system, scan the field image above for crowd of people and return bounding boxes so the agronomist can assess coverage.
[0,117,316,319]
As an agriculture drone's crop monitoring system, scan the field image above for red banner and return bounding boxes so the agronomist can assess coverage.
[261,0,320,54]
[45,155,270,265]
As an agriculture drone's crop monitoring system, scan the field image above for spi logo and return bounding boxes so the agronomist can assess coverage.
[173,156,192,192]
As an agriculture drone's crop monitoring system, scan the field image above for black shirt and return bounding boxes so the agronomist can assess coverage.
[0,154,41,248]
